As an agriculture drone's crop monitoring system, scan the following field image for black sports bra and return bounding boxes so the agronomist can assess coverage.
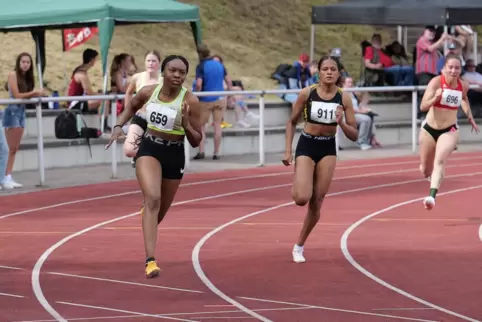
[303,85,344,126]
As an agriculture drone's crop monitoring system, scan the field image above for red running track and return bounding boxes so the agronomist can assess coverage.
[1,152,482,322]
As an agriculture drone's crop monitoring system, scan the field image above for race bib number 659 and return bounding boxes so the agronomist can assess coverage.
[146,103,177,131]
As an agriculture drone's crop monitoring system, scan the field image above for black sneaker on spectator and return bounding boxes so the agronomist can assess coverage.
[193,152,205,160]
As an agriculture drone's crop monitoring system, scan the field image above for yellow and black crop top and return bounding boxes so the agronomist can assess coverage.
[303,85,344,126]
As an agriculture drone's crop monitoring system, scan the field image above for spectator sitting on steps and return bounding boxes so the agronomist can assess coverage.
[67,48,112,132]
[343,77,382,150]
[283,53,311,109]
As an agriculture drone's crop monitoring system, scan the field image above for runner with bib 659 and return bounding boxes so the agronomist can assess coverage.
[419,53,479,210]
[106,55,202,278]
[282,55,358,263]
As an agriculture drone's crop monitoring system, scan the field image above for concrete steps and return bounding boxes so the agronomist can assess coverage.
[15,118,481,172]
[15,96,466,172]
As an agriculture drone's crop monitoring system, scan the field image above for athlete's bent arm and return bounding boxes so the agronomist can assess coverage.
[123,75,138,107]
[460,80,475,120]
[420,76,441,112]
[340,92,358,141]
[285,88,310,154]
[115,85,155,127]
[183,92,203,148]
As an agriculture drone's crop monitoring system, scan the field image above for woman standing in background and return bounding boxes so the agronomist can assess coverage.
[2,52,48,189]
[0,108,9,191]
[123,50,162,160]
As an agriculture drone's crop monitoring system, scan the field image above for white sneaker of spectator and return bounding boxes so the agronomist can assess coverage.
[246,111,260,121]
[1,175,23,189]
[360,144,372,151]
[236,120,251,128]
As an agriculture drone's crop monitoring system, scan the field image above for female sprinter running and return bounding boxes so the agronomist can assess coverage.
[419,53,479,210]
[123,50,162,160]
[106,55,202,278]
[282,56,358,263]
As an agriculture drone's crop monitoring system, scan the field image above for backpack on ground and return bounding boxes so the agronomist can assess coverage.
[54,109,101,157]
[55,110,79,139]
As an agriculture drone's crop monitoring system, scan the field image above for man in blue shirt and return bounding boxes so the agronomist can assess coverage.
[193,44,232,160]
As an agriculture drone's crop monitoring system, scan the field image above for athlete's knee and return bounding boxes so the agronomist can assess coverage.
[292,191,311,206]
[144,195,161,213]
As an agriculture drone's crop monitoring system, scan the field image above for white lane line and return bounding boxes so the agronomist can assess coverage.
[237,296,436,322]
[479,222,482,242]
[3,155,479,220]
[372,308,437,311]
[31,181,299,322]
[14,315,140,322]
[49,304,316,319]
[341,184,482,322]
[190,317,252,320]
[0,292,26,298]
[30,166,482,321]
[13,305,312,322]
[0,265,25,270]
[0,175,286,221]
[56,301,198,322]
[192,170,482,322]
[46,272,203,294]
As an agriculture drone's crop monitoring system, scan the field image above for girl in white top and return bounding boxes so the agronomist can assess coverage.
[123,50,163,158]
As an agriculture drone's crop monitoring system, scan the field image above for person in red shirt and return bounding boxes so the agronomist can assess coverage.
[364,34,414,86]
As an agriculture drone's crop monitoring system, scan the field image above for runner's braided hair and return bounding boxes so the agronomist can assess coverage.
[161,55,189,74]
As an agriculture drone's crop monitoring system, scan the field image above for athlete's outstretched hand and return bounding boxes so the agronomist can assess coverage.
[105,125,124,150]
[335,105,344,124]
[469,117,480,134]
[282,150,293,166]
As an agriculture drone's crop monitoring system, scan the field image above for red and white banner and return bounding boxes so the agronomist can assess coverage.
[62,27,98,52]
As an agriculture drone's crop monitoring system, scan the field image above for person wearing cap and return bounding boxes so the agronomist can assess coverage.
[436,41,464,75]
[330,48,348,77]
[283,53,312,108]
[286,53,312,90]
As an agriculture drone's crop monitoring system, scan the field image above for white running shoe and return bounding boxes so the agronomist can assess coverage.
[423,196,435,210]
[292,245,306,263]
[2,178,21,189]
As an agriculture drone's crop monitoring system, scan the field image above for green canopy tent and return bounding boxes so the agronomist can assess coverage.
[0,0,202,82]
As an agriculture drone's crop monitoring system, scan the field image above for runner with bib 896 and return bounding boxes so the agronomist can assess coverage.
[419,53,479,210]
[282,55,358,263]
